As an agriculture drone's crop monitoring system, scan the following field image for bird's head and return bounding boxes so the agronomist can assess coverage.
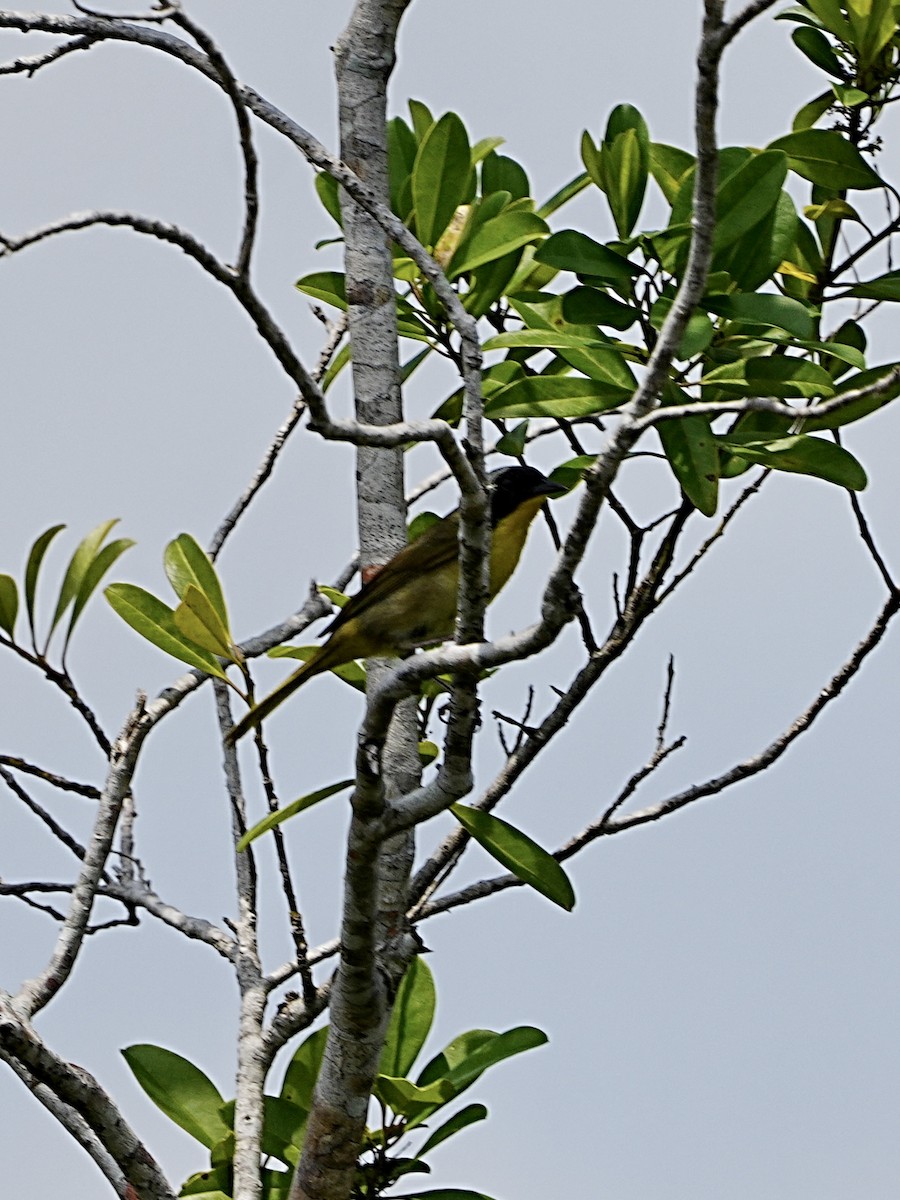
[488,465,566,525]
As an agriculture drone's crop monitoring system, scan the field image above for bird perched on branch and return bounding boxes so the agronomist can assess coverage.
[228,465,564,742]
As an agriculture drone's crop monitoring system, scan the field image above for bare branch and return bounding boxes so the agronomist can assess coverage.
[170,6,259,277]
[0,754,101,799]
[0,998,176,1199]
[0,1050,127,1197]
[0,766,99,865]
[0,34,97,75]
[12,697,152,1020]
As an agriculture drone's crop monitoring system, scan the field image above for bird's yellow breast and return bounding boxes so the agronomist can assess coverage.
[488,494,547,598]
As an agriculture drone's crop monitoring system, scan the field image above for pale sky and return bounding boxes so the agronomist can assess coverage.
[2,3,900,1198]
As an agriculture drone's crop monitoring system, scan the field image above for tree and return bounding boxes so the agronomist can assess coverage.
[2,1,900,1197]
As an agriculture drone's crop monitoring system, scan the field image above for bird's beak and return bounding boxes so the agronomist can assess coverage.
[535,477,567,498]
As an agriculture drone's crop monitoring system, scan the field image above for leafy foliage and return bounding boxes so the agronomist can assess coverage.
[123,960,545,1199]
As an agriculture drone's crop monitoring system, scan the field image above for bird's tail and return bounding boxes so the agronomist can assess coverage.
[226,648,331,743]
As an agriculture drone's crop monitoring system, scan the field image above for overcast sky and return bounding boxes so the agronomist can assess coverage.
[3,3,900,1198]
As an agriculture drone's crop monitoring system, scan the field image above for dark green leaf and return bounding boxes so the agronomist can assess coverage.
[388,117,418,217]
[450,804,575,909]
[122,1045,230,1150]
[656,386,719,517]
[483,330,612,352]
[549,455,594,493]
[533,230,636,283]
[379,958,436,1080]
[104,583,229,680]
[0,574,18,639]
[413,112,471,248]
[418,1027,548,1098]
[417,1104,488,1156]
[792,25,843,74]
[768,130,882,190]
[236,779,354,851]
[846,271,900,301]
[561,286,636,330]
[602,105,649,236]
[280,1027,328,1110]
[717,433,867,489]
[24,523,65,644]
[803,363,900,429]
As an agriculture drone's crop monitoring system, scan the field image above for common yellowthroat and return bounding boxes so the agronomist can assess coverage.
[228,465,564,742]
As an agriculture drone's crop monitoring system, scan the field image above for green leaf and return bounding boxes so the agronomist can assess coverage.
[708,292,816,339]
[408,99,435,142]
[388,117,418,217]
[418,1026,548,1096]
[481,151,529,200]
[379,958,436,1080]
[173,584,236,661]
[122,1045,231,1150]
[374,1075,455,1118]
[236,779,353,852]
[450,804,575,910]
[295,271,347,310]
[104,583,229,680]
[0,574,18,639]
[24,523,65,644]
[533,230,635,284]
[702,357,834,399]
[601,105,649,237]
[792,91,835,132]
[649,143,695,205]
[48,519,119,646]
[846,270,900,301]
[656,385,719,517]
[792,25,843,74]
[716,433,867,489]
[483,330,612,352]
[449,211,546,277]
[548,455,594,493]
[280,1026,328,1110]
[65,536,135,651]
[164,534,230,632]
[803,363,900,429]
[768,130,882,190]
[417,1104,488,1156]
[560,286,636,331]
[713,151,788,251]
[536,171,590,220]
[180,1165,232,1199]
[314,170,342,228]
[484,374,632,420]
[412,112,471,248]
[494,420,528,457]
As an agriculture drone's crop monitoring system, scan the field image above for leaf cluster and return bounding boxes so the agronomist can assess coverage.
[123,960,544,1200]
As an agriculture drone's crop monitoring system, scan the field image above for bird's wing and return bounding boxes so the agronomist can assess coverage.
[323,511,461,636]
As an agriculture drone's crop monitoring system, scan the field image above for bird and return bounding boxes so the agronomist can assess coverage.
[227,465,565,742]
